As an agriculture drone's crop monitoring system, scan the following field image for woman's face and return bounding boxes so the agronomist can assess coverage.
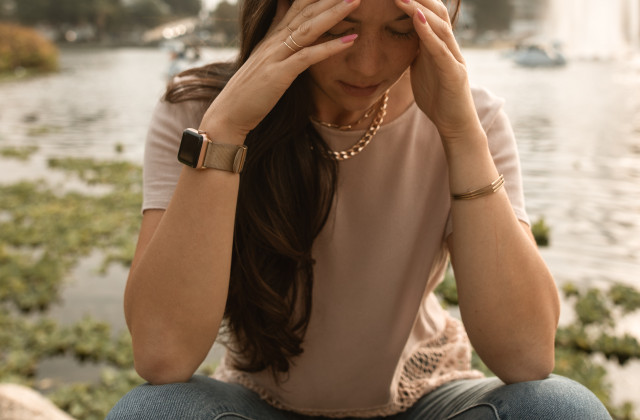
[308,0,420,120]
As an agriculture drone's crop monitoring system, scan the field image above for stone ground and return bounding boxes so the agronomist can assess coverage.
[0,384,74,420]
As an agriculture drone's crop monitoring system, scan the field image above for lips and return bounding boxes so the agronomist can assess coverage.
[339,81,381,97]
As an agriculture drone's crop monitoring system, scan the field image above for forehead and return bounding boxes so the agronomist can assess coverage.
[346,0,408,22]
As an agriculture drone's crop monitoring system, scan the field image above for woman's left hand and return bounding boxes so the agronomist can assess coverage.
[395,0,481,144]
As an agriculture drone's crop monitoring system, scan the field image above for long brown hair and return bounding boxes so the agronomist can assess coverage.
[165,0,462,379]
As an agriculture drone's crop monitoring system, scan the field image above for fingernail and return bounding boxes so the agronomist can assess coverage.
[345,0,356,3]
[417,9,427,24]
[341,34,358,43]
[402,0,411,3]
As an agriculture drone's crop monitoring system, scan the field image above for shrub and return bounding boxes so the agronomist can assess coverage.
[0,23,58,74]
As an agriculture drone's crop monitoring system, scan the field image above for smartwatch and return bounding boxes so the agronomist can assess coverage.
[177,128,248,173]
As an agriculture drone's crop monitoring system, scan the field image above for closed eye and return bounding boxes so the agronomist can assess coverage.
[388,28,415,39]
[322,28,356,39]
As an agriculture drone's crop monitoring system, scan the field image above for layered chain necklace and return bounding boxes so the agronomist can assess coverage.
[312,90,389,161]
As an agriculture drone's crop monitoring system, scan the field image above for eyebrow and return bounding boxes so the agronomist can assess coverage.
[344,14,410,23]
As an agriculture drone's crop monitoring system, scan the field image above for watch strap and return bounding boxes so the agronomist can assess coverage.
[203,141,248,173]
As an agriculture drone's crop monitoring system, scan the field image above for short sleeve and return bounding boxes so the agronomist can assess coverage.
[444,87,530,237]
[142,98,207,212]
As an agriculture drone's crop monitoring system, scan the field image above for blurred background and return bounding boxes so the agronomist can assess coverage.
[1,0,639,419]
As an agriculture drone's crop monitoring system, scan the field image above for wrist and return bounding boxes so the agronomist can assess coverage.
[198,119,249,147]
[441,124,489,161]
[199,103,251,146]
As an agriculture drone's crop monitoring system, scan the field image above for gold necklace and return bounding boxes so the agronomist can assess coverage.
[312,102,378,131]
[322,91,389,161]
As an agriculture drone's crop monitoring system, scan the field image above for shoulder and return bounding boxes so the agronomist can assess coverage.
[151,95,208,127]
[149,73,210,138]
[470,85,507,133]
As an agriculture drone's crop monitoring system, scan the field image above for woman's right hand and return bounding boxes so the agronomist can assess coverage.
[199,0,360,142]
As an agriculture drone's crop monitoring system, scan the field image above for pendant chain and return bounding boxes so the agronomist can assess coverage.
[322,91,389,161]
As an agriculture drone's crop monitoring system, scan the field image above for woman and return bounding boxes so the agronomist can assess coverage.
[108,0,612,418]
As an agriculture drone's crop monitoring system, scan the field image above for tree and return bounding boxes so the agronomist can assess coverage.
[465,0,514,35]
[211,1,239,43]
[126,0,171,28]
[13,0,49,24]
[13,0,124,35]
[0,0,15,20]
[163,0,201,16]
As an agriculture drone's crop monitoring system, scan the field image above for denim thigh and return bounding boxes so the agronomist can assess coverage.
[105,375,299,420]
[107,374,612,420]
[393,374,612,420]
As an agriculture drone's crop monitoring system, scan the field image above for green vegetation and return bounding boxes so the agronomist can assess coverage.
[0,148,638,419]
[464,0,515,35]
[0,23,58,76]
[554,283,640,419]
[0,145,39,160]
[0,151,223,419]
[0,0,238,44]
[436,218,640,420]
[2,0,201,35]
[0,151,145,419]
[531,216,551,246]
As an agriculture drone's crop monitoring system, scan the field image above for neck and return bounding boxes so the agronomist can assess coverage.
[311,72,415,130]
[312,98,381,131]
[312,98,380,131]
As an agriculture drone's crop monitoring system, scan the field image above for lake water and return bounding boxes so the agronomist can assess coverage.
[1,47,639,409]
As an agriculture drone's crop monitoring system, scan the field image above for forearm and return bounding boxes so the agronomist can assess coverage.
[125,165,240,384]
[445,127,560,383]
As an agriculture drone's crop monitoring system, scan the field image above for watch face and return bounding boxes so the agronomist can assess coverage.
[177,129,204,168]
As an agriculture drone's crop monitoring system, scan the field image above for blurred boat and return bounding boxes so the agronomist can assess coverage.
[511,43,567,67]
[164,40,207,80]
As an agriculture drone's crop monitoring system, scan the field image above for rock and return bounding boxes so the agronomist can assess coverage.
[0,384,75,420]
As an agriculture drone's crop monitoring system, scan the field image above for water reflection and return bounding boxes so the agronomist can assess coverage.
[0,47,237,160]
[1,47,639,395]
[0,49,640,298]
[466,50,640,293]
[1,46,639,295]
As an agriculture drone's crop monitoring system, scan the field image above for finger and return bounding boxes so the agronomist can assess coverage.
[285,0,345,32]
[270,0,326,38]
[274,0,360,60]
[427,0,452,25]
[283,33,358,75]
[276,0,342,33]
[417,6,465,64]
[396,0,463,64]
[405,0,452,25]
[273,0,318,32]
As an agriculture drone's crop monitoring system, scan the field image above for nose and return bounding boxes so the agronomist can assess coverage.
[346,34,386,79]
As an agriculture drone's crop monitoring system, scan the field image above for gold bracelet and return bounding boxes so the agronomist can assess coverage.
[451,174,505,200]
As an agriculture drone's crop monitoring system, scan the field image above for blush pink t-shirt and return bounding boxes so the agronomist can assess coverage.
[142,86,529,418]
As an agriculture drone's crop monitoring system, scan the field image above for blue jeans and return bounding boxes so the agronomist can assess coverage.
[106,374,612,419]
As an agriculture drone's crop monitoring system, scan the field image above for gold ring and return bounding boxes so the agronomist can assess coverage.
[286,25,294,33]
[288,34,303,50]
[283,39,297,53]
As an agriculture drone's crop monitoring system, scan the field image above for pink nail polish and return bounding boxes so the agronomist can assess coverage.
[417,9,427,24]
[341,34,358,43]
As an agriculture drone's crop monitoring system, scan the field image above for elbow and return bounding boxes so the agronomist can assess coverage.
[133,350,197,385]
[493,349,556,384]
[131,337,201,385]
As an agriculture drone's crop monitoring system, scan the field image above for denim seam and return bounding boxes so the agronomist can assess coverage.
[445,402,500,420]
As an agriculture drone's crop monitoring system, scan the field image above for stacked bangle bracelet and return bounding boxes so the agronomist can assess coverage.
[451,174,505,201]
